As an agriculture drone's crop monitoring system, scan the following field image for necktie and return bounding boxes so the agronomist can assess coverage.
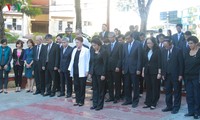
[167,49,171,61]
[128,43,131,54]
[36,45,39,60]
[111,43,114,51]
[46,44,51,62]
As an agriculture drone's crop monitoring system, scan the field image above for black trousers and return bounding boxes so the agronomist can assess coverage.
[165,74,182,111]
[0,66,9,89]
[107,71,121,100]
[45,65,56,94]
[186,78,200,115]
[144,73,160,107]
[34,61,41,92]
[139,75,144,94]
[55,70,60,91]
[13,65,23,87]
[92,74,106,108]
[60,71,72,95]
[124,72,139,105]
[73,74,86,104]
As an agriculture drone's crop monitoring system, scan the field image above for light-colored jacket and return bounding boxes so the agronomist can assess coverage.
[68,46,90,77]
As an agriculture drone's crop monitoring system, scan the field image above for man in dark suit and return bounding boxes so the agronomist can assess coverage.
[139,32,146,97]
[122,32,142,108]
[33,36,46,95]
[172,24,185,48]
[161,37,184,114]
[42,34,60,97]
[105,32,122,103]
[99,24,109,41]
[57,37,73,97]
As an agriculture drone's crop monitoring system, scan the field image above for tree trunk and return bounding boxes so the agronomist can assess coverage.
[0,7,5,40]
[75,0,82,30]
[140,13,148,33]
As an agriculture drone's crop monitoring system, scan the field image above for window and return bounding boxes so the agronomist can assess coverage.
[12,19,16,30]
[17,25,21,30]
[58,21,62,31]
[7,25,12,30]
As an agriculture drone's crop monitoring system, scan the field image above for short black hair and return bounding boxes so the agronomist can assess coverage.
[158,34,165,38]
[91,37,102,46]
[45,34,53,39]
[118,34,124,39]
[187,36,199,43]
[176,24,183,29]
[163,36,172,43]
[1,38,7,44]
[139,32,145,37]
[184,31,192,36]
[56,34,63,38]
[16,40,24,48]
[158,28,163,33]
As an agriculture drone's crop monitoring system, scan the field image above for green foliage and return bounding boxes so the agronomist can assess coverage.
[5,32,19,43]
[0,0,42,17]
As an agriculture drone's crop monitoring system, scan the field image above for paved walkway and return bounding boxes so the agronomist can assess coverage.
[0,88,195,120]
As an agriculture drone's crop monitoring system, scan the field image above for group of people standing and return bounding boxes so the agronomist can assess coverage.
[0,23,200,119]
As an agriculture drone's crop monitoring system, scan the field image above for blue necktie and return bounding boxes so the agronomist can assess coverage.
[111,43,114,51]
[128,43,131,54]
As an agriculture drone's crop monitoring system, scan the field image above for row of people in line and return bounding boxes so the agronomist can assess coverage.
[0,24,199,119]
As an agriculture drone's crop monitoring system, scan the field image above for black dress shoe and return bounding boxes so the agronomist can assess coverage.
[171,110,178,114]
[90,106,97,110]
[57,93,65,97]
[66,95,72,98]
[105,99,114,102]
[50,93,55,97]
[194,114,199,119]
[122,101,132,105]
[73,103,79,106]
[79,103,84,106]
[33,91,41,95]
[26,90,30,93]
[0,90,3,93]
[184,113,194,117]
[43,93,50,96]
[143,105,150,108]
[132,104,138,108]
[95,107,103,111]
[162,107,172,112]
[41,92,44,96]
[113,100,118,104]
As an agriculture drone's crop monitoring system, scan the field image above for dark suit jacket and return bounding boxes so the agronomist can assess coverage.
[60,46,73,72]
[12,49,25,66]
[122,40,142,74]
[107,41,122,71]
[33,44,46,70]
[99,31,109,40]
[172,32,185,48]
[43,42,60,70]
[89,47,108,76]
[143,47,161,75]
[162,46,184,78]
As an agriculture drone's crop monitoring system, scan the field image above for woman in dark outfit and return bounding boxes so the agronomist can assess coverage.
[142,37,161,110]
[13,40,25,92]
[184,36,200,119]
[89,38,107,111]
[0,39,12,94]
[68,37,90,106]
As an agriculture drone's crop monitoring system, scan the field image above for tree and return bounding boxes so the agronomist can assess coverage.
[0,0,41,39]
[75,0,82,30]
[118,0,153,33]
